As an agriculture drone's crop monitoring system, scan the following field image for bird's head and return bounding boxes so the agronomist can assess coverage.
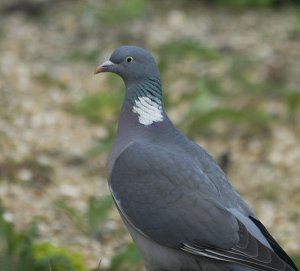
[95,45,160,85]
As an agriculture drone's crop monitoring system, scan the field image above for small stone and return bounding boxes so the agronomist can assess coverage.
[3,211,14,222]
[18,168,33,181]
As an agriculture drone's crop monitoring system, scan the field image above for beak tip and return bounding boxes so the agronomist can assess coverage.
[94,66,103,74]
[94,60,114,75]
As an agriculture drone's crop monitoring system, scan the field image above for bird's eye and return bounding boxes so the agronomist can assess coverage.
[126,56,133,63]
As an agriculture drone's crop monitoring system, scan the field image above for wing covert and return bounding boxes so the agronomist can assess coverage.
[109,140,295,271]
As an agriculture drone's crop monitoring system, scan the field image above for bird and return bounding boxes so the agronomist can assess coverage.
[94,45,298,271]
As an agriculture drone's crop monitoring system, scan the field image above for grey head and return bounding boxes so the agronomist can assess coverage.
[95,45,161,86]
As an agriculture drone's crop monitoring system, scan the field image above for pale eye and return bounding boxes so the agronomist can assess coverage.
[126,56,133,63]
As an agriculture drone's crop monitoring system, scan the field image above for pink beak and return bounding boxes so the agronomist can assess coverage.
[94,60,114,74]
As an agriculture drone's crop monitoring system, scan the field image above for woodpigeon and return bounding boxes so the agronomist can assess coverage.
[95,45,298,271]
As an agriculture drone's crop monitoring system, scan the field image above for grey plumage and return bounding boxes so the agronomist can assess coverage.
[95,45,298,271]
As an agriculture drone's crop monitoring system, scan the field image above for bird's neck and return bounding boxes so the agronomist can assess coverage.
[109,77,175,175]
[118,77,167,132]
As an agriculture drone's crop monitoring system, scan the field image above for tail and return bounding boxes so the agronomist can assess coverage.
[249,216,298,271]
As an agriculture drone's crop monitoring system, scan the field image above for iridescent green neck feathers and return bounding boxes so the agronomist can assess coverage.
[130,78,164,126]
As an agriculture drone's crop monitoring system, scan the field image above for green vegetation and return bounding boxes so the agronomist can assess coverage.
[70,91,121,123]
[100,0,146,23]
[69,76,123,155]
[212,0,274,8]
[87,195,114,238]
[62,49,101,63]
[54,195,114,238]
[185,108,270,136]
[292,255,300,270]
[110,243,142,271]
[289,10,300,39]
[0,203,87,271]
[34,72,68,89]
[202,0,299,8]
[95,0,146,24]
[33,242,87,271]
[158,41,221,61]
[286,91,300,121]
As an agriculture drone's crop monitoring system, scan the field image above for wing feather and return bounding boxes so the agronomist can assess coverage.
[109,140,297,271]
[182,221,293,271]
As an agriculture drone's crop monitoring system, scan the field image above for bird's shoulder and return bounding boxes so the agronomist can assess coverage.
[109,137,219,194]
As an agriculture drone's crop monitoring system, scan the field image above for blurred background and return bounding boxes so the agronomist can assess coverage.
[0,0,300,270]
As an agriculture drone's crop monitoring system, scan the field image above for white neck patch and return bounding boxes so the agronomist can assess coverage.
[132,96,163,126]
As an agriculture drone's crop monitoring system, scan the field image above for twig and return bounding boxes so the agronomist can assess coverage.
[48,260,53,271]
[97,258,102,271]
